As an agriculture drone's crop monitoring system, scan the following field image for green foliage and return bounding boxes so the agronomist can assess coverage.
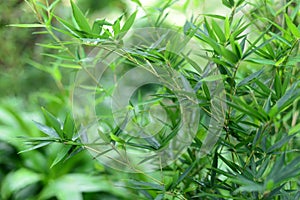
[3,0,300,199]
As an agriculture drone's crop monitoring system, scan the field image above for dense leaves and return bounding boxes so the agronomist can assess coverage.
[2,0,300,199]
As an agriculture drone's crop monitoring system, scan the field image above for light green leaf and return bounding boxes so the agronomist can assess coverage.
[110,133,125,144]
[40,174,129,199]
[285,13,300,38]
[8,24,45,28]
[113,18,121,37]
[70,0,91,33]
[120,11,137,35]
[55,15,81,38]
[288,123,300,135]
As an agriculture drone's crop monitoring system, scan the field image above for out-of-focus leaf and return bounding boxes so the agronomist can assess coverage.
[8,24,45,28]
[1,168,41,199]
[40,174,130,199]
[131,0,142,6]
[201,74,226,82]
[126,180,165,191]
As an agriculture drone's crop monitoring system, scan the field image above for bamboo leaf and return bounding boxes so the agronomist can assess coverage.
[285,14,300,38]
[50,145,72,168]
[119,10,137,38]
[33,121,59,138]
[70,0,91,33]
[42,108,63,138]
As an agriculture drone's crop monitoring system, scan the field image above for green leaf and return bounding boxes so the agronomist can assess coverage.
[63,114,75,139]
[42,107,63,138]
[181,53,202,74]
[274,72,282,98]
[196,32,221,54]
[233,176,264,193]
[131,0,142,6]
[70,0,91,33]
[222,0,234,8]
[202,82,211,100]
[113,18,121,37]
[224,17,230,40]
[221,47,239,63]
[55,15,82,38]
[91,19,111,35]
[110,133,125,144]
[227,96,268,122]
[245,58,276,65]
[176,161,196,186]
[50,145,72,168]
[19,141,52,153]
[1,168,41,199]
[34,121,59,138]
[40,174,130,200]
[267,134,295,153]
[119,10,137,37]
[211,19,226,43]
[285,13,300,38]
[237,69,264,87]
[288,123,300,135]
[269,81,300,117]
[204,17,218,42]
